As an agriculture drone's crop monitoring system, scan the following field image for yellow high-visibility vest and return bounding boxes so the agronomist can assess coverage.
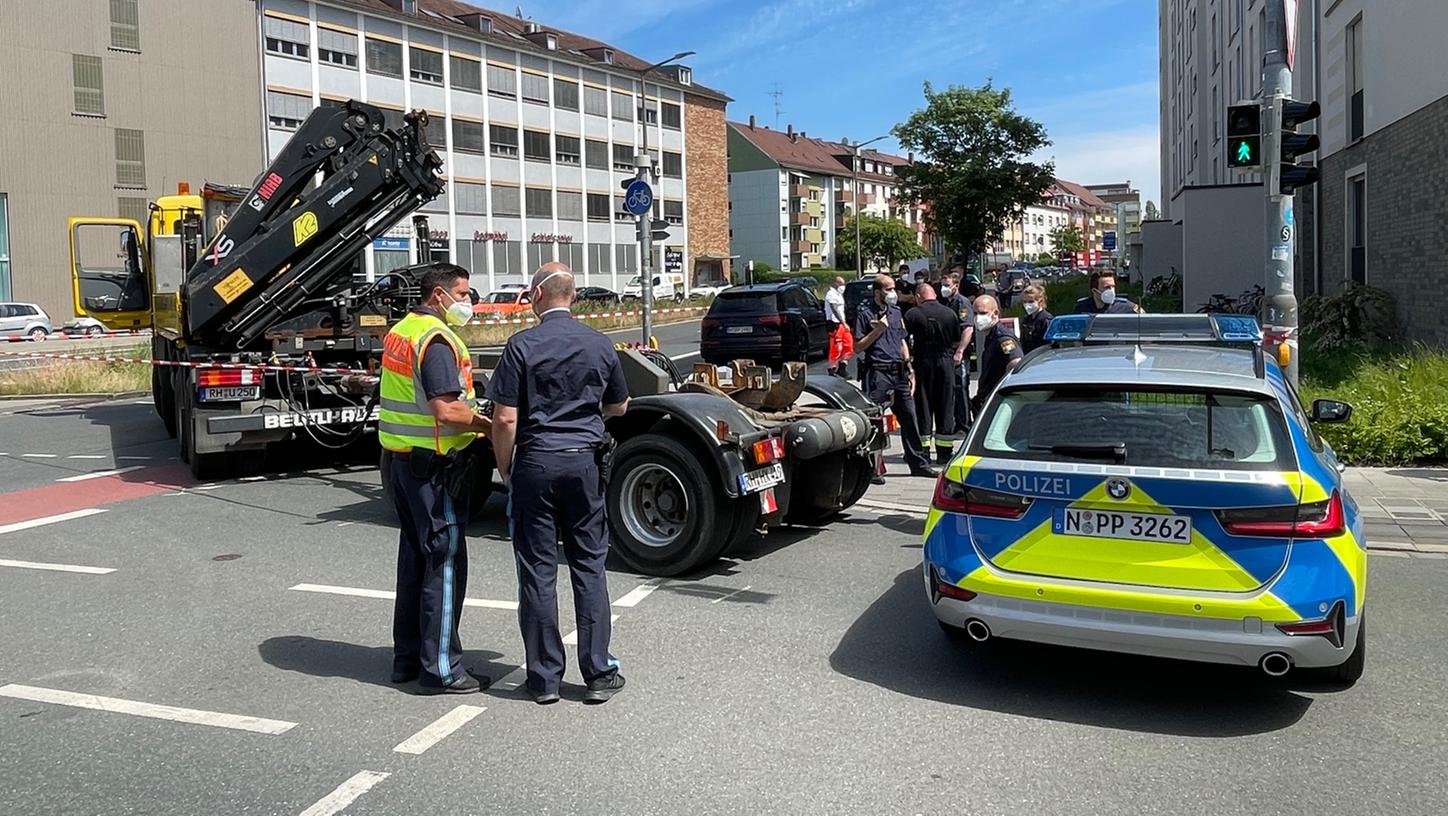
[378,311,477,455]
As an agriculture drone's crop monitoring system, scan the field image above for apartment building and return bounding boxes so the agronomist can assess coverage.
[258,0,731,292]
[995,202,1072,262]
[0,0,263,319]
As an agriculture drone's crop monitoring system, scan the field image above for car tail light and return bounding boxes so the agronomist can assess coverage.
[932,478,1033,519]
[757,314,784,328]
[1275,601,1345,648]
[198,368,257,387]
[701,317,721,333]
[1217,490,1346,538]
[930,565,977,602]
[751,436,785,465]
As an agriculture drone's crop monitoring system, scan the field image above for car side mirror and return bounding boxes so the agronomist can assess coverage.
[1310,399,1353,424]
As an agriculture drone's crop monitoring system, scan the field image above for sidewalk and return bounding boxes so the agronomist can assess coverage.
[856,449,1448,557]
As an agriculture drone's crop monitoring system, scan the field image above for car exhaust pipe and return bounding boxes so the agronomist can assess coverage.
[1260,652,1292,677]
[964,619,991,642]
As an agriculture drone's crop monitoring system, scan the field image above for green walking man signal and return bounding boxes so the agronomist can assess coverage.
[1226,103,1261,169]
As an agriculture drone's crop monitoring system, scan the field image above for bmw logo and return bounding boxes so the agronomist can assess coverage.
[1106,478,1131,500]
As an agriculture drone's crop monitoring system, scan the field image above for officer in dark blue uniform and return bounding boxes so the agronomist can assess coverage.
[1073,269,1142,314]
[854,274,938,478]
[488,263,630,705]
[971,294,1024,414]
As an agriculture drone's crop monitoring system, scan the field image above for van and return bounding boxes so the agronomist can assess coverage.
[622,273,684,302]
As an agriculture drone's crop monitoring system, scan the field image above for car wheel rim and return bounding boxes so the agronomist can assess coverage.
[619,462,689,549]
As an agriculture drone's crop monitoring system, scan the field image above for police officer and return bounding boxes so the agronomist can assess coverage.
[380,263,493,694]
[1020,284,1055,353]
[487,263,629,706]
[942,270,976,435]
[855,274,938,478]
[971,294,1023,415]
[1073,270,1142,314]
[905,283,964,465]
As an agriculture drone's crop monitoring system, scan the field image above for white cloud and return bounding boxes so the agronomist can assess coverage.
[1035,124,1162,208]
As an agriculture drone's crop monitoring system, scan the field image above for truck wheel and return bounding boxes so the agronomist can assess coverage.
[177,381,229,480]
[154,341,177,438]
[607,434,726,576]
[720,497,763,555]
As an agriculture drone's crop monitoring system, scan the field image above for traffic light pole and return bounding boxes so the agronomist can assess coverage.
[1262,0,1298,385]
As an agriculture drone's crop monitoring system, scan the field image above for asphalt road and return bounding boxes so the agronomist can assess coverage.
[0,394,1445,814]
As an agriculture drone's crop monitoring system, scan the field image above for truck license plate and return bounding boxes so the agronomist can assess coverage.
[1055,509,1192,545]
[738,462,784,495]
[198,386,261,402]
[726,325,753,334]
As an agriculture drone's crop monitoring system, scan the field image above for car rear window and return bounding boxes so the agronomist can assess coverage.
[970,387,1296,471]
[709,292,777,315]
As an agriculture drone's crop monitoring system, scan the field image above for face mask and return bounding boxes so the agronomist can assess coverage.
[1023,301,1039,315]
[940,286,954,298]
[884,291,899,307]
[1099,287,1116,305]
[442,291,473,327]
[975,314,994,331]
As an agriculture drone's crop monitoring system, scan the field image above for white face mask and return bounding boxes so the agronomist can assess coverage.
[974,314,994,331]
[1098,287,1116,305]
[441,290,473,327]
[883,291,899,307]
[1023,301,1040,315]
[940,286,954,298]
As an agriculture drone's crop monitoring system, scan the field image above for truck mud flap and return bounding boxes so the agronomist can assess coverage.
[207,404,379,434]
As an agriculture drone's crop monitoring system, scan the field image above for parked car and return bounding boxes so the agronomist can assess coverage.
[843,279,876,327]
[61,316,108,337]
[575,286,620,305]
[690,284,729,300]
[700,283,830,365]
[473,288,533,316]
[0,302,53,341]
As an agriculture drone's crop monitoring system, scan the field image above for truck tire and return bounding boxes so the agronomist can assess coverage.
[720,497,763,555]
[154,340,177,438]
[607,433,727,576]
[177,378,229,481]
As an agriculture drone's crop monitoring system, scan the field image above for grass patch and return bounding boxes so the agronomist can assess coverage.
[0,344,151,396]
[1300,346,1448,466]
[457,301,709,347]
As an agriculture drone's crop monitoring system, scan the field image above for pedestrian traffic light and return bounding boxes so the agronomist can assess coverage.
[1278,99,1321,194]
[1226,103,1261,168]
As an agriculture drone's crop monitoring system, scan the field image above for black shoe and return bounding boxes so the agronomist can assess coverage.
[935,448,954,465]
[582,673,626,705]
[909,465,941,478]
[418,669,490,695]
[390,666,420,684]
[528,686,561,705]
[870,475,887,486]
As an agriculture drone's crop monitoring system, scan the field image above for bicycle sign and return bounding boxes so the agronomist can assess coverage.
[624,180,654,216]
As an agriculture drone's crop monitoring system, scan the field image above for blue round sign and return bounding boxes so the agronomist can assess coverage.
[624,180,654,216]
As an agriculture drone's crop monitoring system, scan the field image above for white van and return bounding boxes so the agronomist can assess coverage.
[622,273,684,302]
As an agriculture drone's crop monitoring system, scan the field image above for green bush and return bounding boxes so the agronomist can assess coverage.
[1299,285,1396,353]
[1300,347,1448,466]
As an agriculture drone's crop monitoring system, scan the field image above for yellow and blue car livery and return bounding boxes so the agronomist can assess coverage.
[923,318,1365,677]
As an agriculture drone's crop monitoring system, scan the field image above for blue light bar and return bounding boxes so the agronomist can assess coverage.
[1043,315,1090,342]
[1210,314,1264,343]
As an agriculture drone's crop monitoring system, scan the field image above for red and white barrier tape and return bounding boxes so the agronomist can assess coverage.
[0,329,152,343]
[0,349,369,375]
[468,305,707,326]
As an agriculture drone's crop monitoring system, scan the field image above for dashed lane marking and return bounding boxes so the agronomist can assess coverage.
[20,453,57,459]
[392,705,486,755]
[612,577,665,608]
[711,585,754,604]
[0,508,108,536]
[289,583,519,610]
[298,770,390,816]
[56,466,146,483]
[0,684,297,735]
[66,455,105,460]
[0,558,116,575]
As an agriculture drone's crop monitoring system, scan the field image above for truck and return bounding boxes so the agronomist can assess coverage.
[69,100,888,577]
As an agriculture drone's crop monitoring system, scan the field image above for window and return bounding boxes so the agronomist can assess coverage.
[520,72,549,104]
[588,242,611,274]
[555,135,580,165]
[419,193,448,213]
[663,200,683,225]
[662,151,682,178]
[1348,173,1366,285]
[641,100,659,125]
[554,78,579,111]
[410,48,443,84]
[117,196,148,225]
[378,107,405,131]
[584,85,607,117]
[453,120,486,153]
[525,188,552,218]
[585,139,608,169]
[489,124,518,157]
[615,195,633,221]
[1348,17,1364,142]
[73,54,104,115]
[557,191,583,222]
[487,63,515,97]
[0,193,10,301]
[587,193,611,221]
[615,243,637,273]
[114,128,145,187]
[110,0,140,50]
[493,239,523,278]
[265,16,309,59]
[318,29,358,67]
[1212,85,1219,141]
[365,38,401,78]
[455,182,486,215]
[527,242,551,273]
[662,102,681,129]
[492,186,521,217]
[267,90,311,131]
[450,55,480,92]
[523,129,550,162]
[1212,13,1219,68]
[612,144,635,171]
[611,90,632,121]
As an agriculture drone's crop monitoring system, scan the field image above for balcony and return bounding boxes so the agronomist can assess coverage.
[835,188,854,202]
[791,239,812,252]
[789,183,809,198]
[790,211,811,226]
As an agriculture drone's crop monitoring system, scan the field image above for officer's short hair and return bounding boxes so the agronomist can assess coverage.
[1089,269,1115,290]
[419,263,469,299]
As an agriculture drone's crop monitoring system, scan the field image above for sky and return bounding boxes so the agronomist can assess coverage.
[517,0,1162,207]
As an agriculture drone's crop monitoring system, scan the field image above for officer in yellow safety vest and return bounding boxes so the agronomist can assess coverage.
[379,263,493,694]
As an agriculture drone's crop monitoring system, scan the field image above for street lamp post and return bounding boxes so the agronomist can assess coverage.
[634,50,695,346]
[849,135,888,279]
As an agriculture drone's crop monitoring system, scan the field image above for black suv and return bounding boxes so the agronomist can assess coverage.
[700,282,829,364]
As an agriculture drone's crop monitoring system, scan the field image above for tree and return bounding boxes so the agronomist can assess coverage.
[835,213,924,272]
[1048,224,1085,255]
[1144,200,1160,220]
[892,82,1055,257]
[1036,252,1058,265]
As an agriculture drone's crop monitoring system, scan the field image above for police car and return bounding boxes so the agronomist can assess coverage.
[924,314,1366,684]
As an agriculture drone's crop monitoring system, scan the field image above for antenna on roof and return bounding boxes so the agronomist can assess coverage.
[516,6,526,19]
[768,84,785,130]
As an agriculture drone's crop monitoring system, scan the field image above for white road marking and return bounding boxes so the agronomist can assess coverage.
[562,614,621,646]
[117,456,155,461]
[240,475,266,481]
[55,466,145,482]
[298,770,390,816]
[0,508,108,536]
[192,484,224,491]
[612,577,665,608]
[0,558,115,575]
[21,453,57,459]
[0,684,297,735]
[670,351,701,361]
[392,705,486,755]
[289,583,518,610]
[711,585,754,604]
[66,455,105,460]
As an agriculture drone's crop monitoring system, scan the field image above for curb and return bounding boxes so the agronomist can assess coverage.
[0,391,148,401]
[856,498,928,516]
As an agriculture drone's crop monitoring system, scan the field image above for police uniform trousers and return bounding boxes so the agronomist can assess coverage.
[912,350,956,460]
[953,358,972,434]
[509,448,617,694]
[389,455,469,685]
[865,364,931,471]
